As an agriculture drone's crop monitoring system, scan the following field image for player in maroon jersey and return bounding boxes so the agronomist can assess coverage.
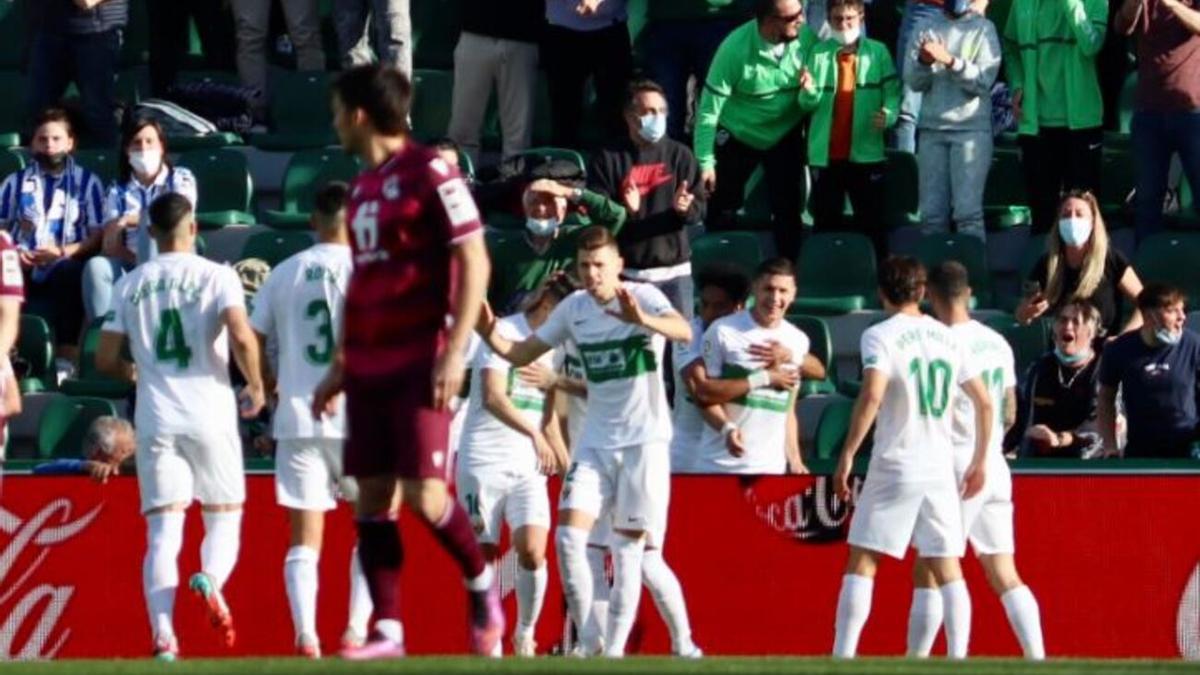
[311,64,501,659]
[0,230,22,468]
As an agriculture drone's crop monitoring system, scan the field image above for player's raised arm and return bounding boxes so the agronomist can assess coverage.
[476,299,555,367]
[958,375,993,499]
[834,368,887,500]
[607,286,692,343]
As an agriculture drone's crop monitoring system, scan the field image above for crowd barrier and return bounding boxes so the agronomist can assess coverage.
[1,471,1198,660]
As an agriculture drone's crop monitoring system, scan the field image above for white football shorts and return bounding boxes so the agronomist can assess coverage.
[848,470,965,559]
[136,428,246,514]
[275,438,356,511]
[559,442,670,543]
[960,461,1015,556]
[456,465,550,545]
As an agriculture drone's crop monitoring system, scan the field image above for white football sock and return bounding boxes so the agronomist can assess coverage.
[603,533,646,657]
[284,545,320,640]
[641,548,695,654]
[347,545,374,637]
[374,618,403,644]
[585,545,610,648]
[906,587,943,657]
[555,526,596,652]
[833,574,873,657]
[1001,585,1045,659]
[143,512,184,642]
[200,510,242,588]
[940,579,972,658]
[515,563,547,640]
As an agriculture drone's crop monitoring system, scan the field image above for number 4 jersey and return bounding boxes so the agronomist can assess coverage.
[250,242,352,440]
[105,252,245,436]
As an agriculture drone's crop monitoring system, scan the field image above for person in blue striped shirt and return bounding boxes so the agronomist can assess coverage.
[0,108,105,366]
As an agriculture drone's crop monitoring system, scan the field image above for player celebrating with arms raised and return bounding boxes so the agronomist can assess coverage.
[311,64,501,659]
[477,226,692,657]
[831,256,993,659]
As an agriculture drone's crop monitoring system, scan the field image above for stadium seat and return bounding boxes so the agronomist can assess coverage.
[178,149,255,229]
[410,68,454,142]
[73,149,120,186]
[793,232,877,314]
[240,230,315,268]
[985,314,1050,381]
[813,398,853,460]
[1099,147,1137,218]
[786,314,838,396]
[18,314,54,394]
[249,71,337,151]
[983,148,1031,229]
[263,150,362,228]
[0,147,22,178]
[36,396,119,459]
[1133,232,1200,301]
[691,231,764,280]
[883,150,920,229]
[60,316,134,399]
[914,233,994,307]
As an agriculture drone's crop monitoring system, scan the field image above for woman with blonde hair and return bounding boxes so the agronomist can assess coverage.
[1017,191,1144,337]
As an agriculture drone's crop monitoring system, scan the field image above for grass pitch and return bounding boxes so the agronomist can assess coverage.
[1,658,1198,674]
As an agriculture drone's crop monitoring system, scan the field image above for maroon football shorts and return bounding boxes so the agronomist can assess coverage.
[343,368,453,481]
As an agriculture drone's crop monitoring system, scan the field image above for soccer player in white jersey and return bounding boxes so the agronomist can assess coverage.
[457,276,574,657]
[831,256,993,659]
[477,226,692,657]
[248,182,375,658]
[96,193,266,660]
[693,258,813,475]
[905,262,1045,659]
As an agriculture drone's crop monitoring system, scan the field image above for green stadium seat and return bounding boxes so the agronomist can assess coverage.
[263,150,362,228]
[73,149,120,186]
[18,314,54,394]
[410,68,454,142]
[170,132,245,152]
[883,150,920,228]
[412,0,461,70]
[36,396,119,459]
[786,314,838,396]
[986,314,1050,381]
[178,149,256,229]
[983,148,1030,229]
[793,232,877,314]
[60,316,134,398]
[0,132,19,149]
[249,71,337,151]
[1099,147,1136,217]
[240,230,315,268]
[1134,232,1200,301]
[814,398,853,460]
[915,233,994,307]
[691,231,764,280]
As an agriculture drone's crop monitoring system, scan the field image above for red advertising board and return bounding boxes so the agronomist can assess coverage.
[1,473,1198,660]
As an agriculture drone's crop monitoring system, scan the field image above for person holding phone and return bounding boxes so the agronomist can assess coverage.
[1016,191,1145,338]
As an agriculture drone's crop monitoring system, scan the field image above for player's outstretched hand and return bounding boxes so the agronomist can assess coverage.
[311,370,343,420]
[833,454,853,501]
[85,460,119,484]
[961,459,986,499]
[239,383,266,419]
[725,427,747,458]
[432,349,466,411]
[606,286,647,326]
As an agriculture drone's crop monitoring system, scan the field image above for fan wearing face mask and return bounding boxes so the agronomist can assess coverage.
[1017,191,1145,338]
[82,116,198,324]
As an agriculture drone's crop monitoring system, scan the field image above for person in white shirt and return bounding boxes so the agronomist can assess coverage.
[905,261,1045,659]
[831,255,993,659]
[249,182,376,658]
[476,226,693,658]
[96,193,265,661]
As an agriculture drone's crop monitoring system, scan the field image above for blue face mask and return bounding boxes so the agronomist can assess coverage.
[525,217,558,237]
[1058,217,1093,248]
[1054,346,1090,365]
[637,113,667,143]
[1156,328,1182,347]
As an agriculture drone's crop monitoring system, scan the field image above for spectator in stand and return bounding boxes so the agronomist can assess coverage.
[904,0,1001,242]
[543,0,633,149]
[446,0,543,165]
[0,109,105,367]
[1115,0,1200,242]
[893,0,947,153]
[32,416,135,481]
[695,0,817,260]
[1010,301,1104,458]
[146,1,237,97]
[1099,283,1200,459]
[642,0,755,141]
[82,117,198,324]
[800,0,900,259]
[231,0,326,120]
[1017,191,1144,338]
[489,168,627,314]
[1002,0,1107,235]
[334,0,412,75]
[26,0,127,147]
[589,80,704,317]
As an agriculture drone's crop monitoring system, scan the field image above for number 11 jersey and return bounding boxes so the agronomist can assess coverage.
[105,252,245,436]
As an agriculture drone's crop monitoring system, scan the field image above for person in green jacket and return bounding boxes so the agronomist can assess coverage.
[487,171,627,315]
[1002,0,1107,234]
[799,0,900,259]
[694,0,818,260]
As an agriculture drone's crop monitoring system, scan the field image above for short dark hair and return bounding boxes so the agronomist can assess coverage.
[118,115,170,184]
[1137,282,1187,312]
[149,192,194,234]
[32,107,75,138]
[878,256,927,306]
[828,0,865,16]
[754,257,796,281]
[332,64,412,136]
[576,225,619,253]
[312,181,349,225]
[697,263,751,303]
[927,260,970,301]
[756,0,798,20]
[625,79,667,112]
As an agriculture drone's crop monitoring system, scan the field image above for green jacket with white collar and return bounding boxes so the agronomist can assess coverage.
[799,37,900,167]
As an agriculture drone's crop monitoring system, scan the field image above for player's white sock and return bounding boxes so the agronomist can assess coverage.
[515,563,547,640]
[555,526,596,652]
[833,574,873,657]
[200,510,242,588]
[374,619,403,644]
[940,579,972,658]
[585,545,610,647]
[1001,585,1045,659]
[604,533,646,657]
[284,545,320,640]
[347,545,374,638]
[906,587,943,657]
[641,548,696,655]
[143,512,184,642]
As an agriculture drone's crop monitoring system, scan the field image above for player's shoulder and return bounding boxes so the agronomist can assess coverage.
[705,310,742,337]
[777,318,811,350]
[496,312,530,338]
[626,280,669,303]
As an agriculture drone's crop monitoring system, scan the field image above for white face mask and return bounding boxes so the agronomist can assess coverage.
[525,216,558,237]
[129,148,163,178]
[831,26,861,46]
[1058,216,1093,248]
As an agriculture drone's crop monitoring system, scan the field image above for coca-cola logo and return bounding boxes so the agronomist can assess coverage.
[743,475,862,542]
[0,498,102,660]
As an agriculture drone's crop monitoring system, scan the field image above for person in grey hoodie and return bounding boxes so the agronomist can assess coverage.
[905,0,1001,242]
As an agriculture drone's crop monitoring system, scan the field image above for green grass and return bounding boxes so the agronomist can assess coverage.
[2,658,1198,675]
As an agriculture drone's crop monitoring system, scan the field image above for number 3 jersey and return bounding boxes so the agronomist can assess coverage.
[860,313,981,480]
[250,242,352,440]
[105,252,245,436]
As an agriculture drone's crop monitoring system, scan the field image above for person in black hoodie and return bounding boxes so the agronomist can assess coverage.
[589,79,705,318]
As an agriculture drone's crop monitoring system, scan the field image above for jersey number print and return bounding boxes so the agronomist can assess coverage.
[155,308,193,369]
[909,357,951,418]
[304,299,334,365]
